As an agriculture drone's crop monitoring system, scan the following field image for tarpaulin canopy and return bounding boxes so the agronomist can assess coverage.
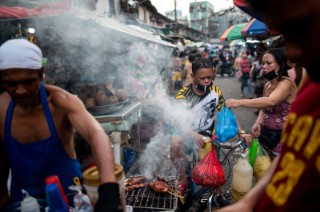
[220,23,246,42]
[0,0,72,18]
[0,1,176,48]
[74,11,177,48]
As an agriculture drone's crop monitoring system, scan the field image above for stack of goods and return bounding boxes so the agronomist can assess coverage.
[76,83,128,108]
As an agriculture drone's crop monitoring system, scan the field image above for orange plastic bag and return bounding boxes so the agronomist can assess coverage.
[191,147,226,189]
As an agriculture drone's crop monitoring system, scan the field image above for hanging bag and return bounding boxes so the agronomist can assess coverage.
[253,142,271,181]
[236,70,243,80]
[191,146,226,189]
[248,138,259,167]
[215,106,238,143]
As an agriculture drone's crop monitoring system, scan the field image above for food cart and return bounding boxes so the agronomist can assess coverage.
[0,4,178,210]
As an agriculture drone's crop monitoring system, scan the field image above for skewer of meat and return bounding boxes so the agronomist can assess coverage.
[125,176,146,186]
[149,180,184,199]
[167,190,184,199]
[125,176,147,191]
[125,183,145,192]
[148,180,169,193]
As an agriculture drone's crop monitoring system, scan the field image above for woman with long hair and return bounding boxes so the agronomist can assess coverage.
[225,48,297,157]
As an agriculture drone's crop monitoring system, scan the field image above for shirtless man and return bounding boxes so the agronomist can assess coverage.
[0,39,122,211]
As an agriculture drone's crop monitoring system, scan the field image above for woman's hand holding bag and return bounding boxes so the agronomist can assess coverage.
[215,105,238,143]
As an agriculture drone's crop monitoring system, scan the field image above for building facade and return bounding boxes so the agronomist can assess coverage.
[189,1,214,35]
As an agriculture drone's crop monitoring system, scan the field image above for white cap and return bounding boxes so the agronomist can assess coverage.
[0,39,42,71]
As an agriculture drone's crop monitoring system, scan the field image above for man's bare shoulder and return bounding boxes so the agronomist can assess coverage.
[0,92,11,113]
[45,84,84,111]
[45,84,71,98]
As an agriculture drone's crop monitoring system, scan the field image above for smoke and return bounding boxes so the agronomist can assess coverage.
[137,93,198,179]
[1,2,200,176]
[138,131,174,180]
[2,5,170,91]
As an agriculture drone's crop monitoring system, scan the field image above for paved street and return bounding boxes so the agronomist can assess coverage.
[213,75,257,133]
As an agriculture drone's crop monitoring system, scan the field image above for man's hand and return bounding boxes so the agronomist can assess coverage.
[95,183,123,212]
[240,133,253,147]
[190,131,207,148]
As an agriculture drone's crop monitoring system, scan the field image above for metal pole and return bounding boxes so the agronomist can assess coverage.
[174,0,177,22]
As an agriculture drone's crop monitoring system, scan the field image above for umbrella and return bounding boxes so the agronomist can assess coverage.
[241,18,280,37]
[233,0,263,21]
[220,23,246,42]
[229,39,245,47]
[241,18,267,36]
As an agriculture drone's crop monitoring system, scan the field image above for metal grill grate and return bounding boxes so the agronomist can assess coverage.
[125,176,179,211]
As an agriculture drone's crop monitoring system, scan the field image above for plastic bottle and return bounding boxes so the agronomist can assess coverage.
[45,183,69,212]
[248,137,259,167]
[231,154,253,201]
[69,185,93,212]
[20,189,41,212]
[198,136,212,159]
[45,175,69,206]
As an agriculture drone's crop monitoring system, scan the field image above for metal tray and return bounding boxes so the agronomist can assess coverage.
[87,100,127,115]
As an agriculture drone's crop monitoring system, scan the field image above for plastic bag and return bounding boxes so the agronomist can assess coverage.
[236,70,243,80]
[215,106,238,143]
[248,138,259,167]
[191,147,226,189]
[253,143,271,181]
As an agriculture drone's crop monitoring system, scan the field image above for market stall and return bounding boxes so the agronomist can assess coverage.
[0,4,176,172]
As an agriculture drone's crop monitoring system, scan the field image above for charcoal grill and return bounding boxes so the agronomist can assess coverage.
[125,176,179,211]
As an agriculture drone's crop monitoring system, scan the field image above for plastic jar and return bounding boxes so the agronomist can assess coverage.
[231,154,253,201]
[83,164,125,209]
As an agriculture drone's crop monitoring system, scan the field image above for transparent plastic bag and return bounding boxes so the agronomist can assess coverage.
[216,106,238,143]
[253,143,271,181]
[191,147,226,189]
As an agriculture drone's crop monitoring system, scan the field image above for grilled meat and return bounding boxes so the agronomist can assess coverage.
[125,176,146,191]
[125,183,145,191]
[148,181,169,193]
[125,176,146,186]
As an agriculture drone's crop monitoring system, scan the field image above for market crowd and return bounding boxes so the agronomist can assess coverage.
[1,0,320,210]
